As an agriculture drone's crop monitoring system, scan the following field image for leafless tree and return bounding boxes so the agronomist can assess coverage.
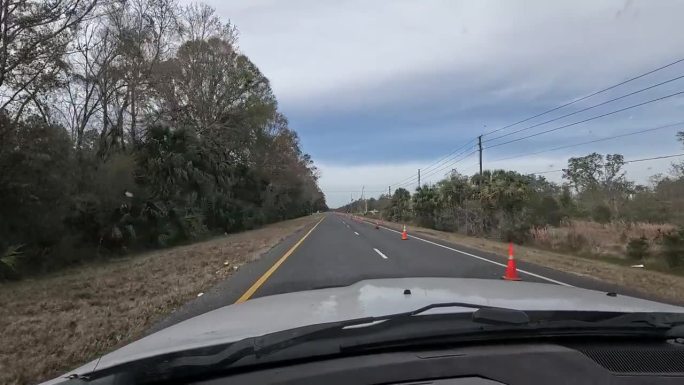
[0,0,98,120]
[183,2,237,43]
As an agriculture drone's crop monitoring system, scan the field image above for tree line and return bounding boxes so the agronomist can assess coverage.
[0,0,326,279]
[341,134,684,267]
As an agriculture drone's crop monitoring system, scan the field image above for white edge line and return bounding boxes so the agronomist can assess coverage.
[373,248,389,259]
[363,220,572,287]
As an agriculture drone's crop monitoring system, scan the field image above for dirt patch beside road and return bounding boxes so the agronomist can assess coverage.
[0,214,321,385]
[363,217,684,305]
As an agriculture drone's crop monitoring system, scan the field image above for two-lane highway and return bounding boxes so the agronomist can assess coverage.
[149,212,660,333]
[251,212,568,299]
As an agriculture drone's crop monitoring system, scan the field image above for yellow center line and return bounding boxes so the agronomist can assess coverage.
[234,216,326,304]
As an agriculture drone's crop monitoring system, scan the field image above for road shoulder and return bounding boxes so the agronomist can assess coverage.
[360,217,684,305]
[0,214,322,385]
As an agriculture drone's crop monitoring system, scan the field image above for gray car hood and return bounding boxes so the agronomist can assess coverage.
[46,277,684,383]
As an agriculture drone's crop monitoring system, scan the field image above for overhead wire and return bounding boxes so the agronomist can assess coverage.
[395,148,477,187]
[484,90,684,150]
[486,121,684,164]
[529,153,684,175]
[483,74,684,144]
[388,137,477,188]
[420,149,480,181]
[386,57,684,190]
[323,190,387,193]
[395,148,479,188]
[392,143,477,188]
[482,57,684,137]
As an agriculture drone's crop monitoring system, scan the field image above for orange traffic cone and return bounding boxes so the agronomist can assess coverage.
[502,242,521,281]
[401,225,408,240]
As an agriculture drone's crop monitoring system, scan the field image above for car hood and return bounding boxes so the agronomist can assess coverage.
[45,277,684,383]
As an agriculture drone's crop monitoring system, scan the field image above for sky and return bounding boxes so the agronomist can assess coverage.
[203,0,684,207]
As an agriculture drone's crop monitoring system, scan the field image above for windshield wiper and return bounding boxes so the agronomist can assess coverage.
[79,302,518,383]
[339,311,684,354]
[82,305,684,384]
[152,302,514,369]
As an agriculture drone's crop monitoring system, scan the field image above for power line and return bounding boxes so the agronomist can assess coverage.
[445,160,480,178]
[388,57,684,191]
[392,143,476,188]
[421,149,479,181]
[484,74,684,144]
[389,137,477,188]
[395,148,477,188]
[529,153,684,175]
[419,137,477,174]
[484,90,684,150]
[323,190,386,193]
[482,57,684,137]
[396,149,479,188]
[487,121,684,164]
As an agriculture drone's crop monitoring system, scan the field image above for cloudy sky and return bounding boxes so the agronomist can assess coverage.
[204,0,684,207]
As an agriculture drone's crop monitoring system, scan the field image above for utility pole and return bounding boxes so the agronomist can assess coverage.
[478,135,483,177]
[477,134,484,236]
[361,186,366,213]
[388,186,391,197]
[418,169,421,188]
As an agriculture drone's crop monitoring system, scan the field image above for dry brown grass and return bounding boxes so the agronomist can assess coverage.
[0,214,321,385]
[530,220,676,264]
[374,219,684,305]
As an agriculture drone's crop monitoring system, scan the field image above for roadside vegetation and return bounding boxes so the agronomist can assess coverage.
[0,215,321,385]
[343,137,684,274]
[0,1,326,280]
[366,220,684,304]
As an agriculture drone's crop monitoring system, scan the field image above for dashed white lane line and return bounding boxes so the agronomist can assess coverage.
[373,248,389,259]
[365,220,572,287]
[354,231,360,236]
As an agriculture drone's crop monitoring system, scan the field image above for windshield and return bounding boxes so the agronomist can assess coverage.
[2,1,684,384]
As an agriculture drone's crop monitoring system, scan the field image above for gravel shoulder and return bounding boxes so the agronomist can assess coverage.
[0,214,322,385]
[371,218,684,305]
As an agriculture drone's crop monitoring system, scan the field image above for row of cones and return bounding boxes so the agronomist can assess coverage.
[397,222,521,281]
[355,216,522,281]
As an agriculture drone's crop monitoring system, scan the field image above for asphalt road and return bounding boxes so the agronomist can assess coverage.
[149,212,666,333]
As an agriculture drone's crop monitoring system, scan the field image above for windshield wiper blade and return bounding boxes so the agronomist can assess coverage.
[87,307,684,384]
[159,302,511,368]
[96,302,515,383]
[595,312,684,328]
[340,312,684,353]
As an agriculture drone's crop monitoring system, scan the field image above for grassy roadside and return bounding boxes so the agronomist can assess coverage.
[0,214,322,385]
[362,216,684,305]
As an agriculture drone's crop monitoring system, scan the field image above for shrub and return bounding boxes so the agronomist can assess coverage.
[592,204,612,224]
[498,211,533,243]
[537,195,562,226]
[0,245,24,280]
[626,236,649,261]
[564,231,589,251]
[660,228,684,268]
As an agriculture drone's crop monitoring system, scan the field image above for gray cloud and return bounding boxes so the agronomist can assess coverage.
[199,0,684,206]
[208,0,684,109]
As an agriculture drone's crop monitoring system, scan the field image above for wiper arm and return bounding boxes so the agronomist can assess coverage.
[341,311,684,354]
[596,312,684,328]
[87,307,684,384]
[106,302,517,383]
[163,302,513,368]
